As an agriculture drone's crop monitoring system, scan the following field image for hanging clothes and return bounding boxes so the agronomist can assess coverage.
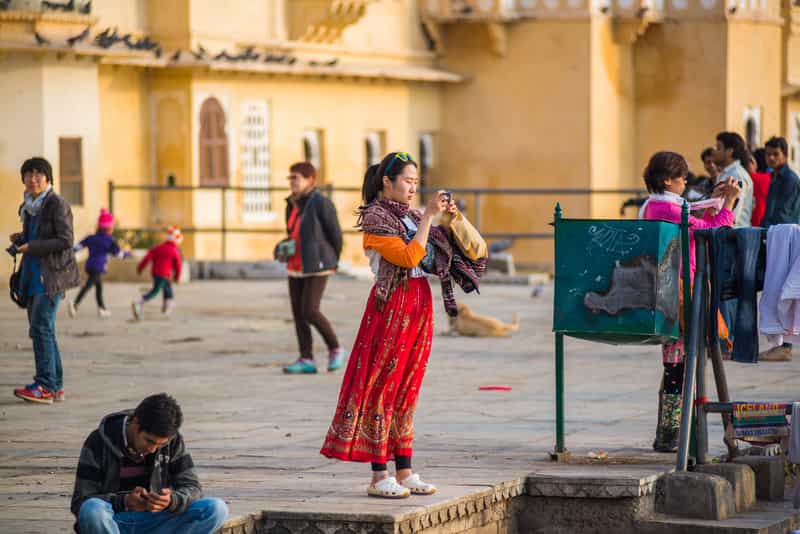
[759,224,800,346]
[709,227,765,363]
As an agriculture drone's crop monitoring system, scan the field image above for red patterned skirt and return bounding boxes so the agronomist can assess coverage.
[320,277,433,463]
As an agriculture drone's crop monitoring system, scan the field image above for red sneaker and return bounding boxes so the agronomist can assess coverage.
[14,384,54,404]
[54,389,65,402]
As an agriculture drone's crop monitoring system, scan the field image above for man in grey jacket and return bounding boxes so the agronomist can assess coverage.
[713,132,754,228]
[71,393,228,534]
[10,157,80,404]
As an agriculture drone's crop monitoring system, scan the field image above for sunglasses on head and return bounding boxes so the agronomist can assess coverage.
[383,152,412,177]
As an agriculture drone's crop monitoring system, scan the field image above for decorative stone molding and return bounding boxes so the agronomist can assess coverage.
[299,0,371,44]
[218,479,526,534]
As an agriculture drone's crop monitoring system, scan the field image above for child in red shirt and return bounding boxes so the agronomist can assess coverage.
[132,226,183,320]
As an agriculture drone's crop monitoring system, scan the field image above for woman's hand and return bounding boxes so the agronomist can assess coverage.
[423,191,449,218]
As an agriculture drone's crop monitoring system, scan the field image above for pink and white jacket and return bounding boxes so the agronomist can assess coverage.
[639,192,734,280]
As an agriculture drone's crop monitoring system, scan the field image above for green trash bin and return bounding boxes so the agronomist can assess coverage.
[553,217,682,345]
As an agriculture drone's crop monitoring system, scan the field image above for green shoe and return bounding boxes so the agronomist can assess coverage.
[283,358,317,374]
[327,348,345,372]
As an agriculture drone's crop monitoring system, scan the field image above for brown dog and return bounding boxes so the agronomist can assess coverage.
[447,302,519,337]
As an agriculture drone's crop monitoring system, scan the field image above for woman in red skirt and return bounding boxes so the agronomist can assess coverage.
[320,152,452,498]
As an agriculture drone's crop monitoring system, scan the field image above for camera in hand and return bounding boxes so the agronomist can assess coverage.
[6,236,24,257]
[441,191,452,203]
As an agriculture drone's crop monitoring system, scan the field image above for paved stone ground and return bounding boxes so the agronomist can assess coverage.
[1,278,798,532]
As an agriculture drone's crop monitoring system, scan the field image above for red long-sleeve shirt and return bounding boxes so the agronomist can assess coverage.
[137,241,182,281]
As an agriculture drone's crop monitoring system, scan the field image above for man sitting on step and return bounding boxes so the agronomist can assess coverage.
[71,393,228,534]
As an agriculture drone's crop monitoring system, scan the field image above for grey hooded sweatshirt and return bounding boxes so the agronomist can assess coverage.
[70,410,202,527]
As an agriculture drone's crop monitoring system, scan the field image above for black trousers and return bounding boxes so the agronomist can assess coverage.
[288,275,339,360]
[75,272,105,309]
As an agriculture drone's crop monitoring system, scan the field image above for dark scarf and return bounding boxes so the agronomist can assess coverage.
[361,199,422,310]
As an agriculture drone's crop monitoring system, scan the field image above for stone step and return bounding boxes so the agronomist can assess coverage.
[695,463,757,513]
[638,502,800,534]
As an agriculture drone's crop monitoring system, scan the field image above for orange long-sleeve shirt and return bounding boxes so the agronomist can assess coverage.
[363,233,426,268]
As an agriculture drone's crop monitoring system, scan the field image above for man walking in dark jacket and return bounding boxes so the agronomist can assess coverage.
[759,137,800,362]
[10,157,80,404]
[72,393,228,533]
[761,136,800,228]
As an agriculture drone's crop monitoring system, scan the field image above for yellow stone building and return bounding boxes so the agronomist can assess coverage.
[1,0,798,278]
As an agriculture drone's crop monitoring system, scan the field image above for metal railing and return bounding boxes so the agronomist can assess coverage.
[108,181,646,260]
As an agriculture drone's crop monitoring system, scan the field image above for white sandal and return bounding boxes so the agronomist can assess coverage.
[399,473,437,495]
[367,477,411,499]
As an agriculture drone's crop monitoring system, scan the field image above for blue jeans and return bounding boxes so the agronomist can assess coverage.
[78,497,228,534]
[27,293,63,392]
[142,276,173,302]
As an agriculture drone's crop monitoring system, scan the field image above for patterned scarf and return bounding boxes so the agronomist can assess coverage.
[427,226,487,316]
[360,199,422,310]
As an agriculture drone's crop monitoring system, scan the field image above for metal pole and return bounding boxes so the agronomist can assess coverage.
[709,342,736,457]
[695,237,709,465]
[474,192,482,232]
[677,269,704,471]
[677,201,696,471]
[552,202,566,458]
[682,202,691,348]
[555,332,565,455]
[221,187,227,261]
[108,180,114,215]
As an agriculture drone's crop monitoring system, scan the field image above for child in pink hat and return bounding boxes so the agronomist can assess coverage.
[69,209,129,318]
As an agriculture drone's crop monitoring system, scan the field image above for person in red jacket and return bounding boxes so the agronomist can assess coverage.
[132,226,183,320]
[748,149,770,227]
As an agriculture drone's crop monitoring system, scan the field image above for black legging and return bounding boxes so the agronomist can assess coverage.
[663,361,685,395]
[74,272,105,309]
[372,455,412,472]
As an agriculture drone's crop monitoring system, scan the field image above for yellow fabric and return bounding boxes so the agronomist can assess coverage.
[440,210,487,260]
[363,233,426,268]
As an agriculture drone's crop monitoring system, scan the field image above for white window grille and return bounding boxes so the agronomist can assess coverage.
[240,100,272,221]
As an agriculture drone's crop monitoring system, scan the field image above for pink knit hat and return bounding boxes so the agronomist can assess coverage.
[97,209,114,230]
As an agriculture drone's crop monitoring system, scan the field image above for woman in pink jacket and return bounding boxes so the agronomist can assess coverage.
[639,151,740,452]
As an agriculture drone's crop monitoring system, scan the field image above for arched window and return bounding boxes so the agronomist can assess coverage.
[365,131,384,167]
[302,129,324,181]
[199,97,229,186]
[418,133,434,173]
[418,133,435,199]
[790,112,800,170]
[742,106,761,151]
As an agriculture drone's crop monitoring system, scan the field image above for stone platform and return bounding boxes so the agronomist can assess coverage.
[218,464,671,534]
